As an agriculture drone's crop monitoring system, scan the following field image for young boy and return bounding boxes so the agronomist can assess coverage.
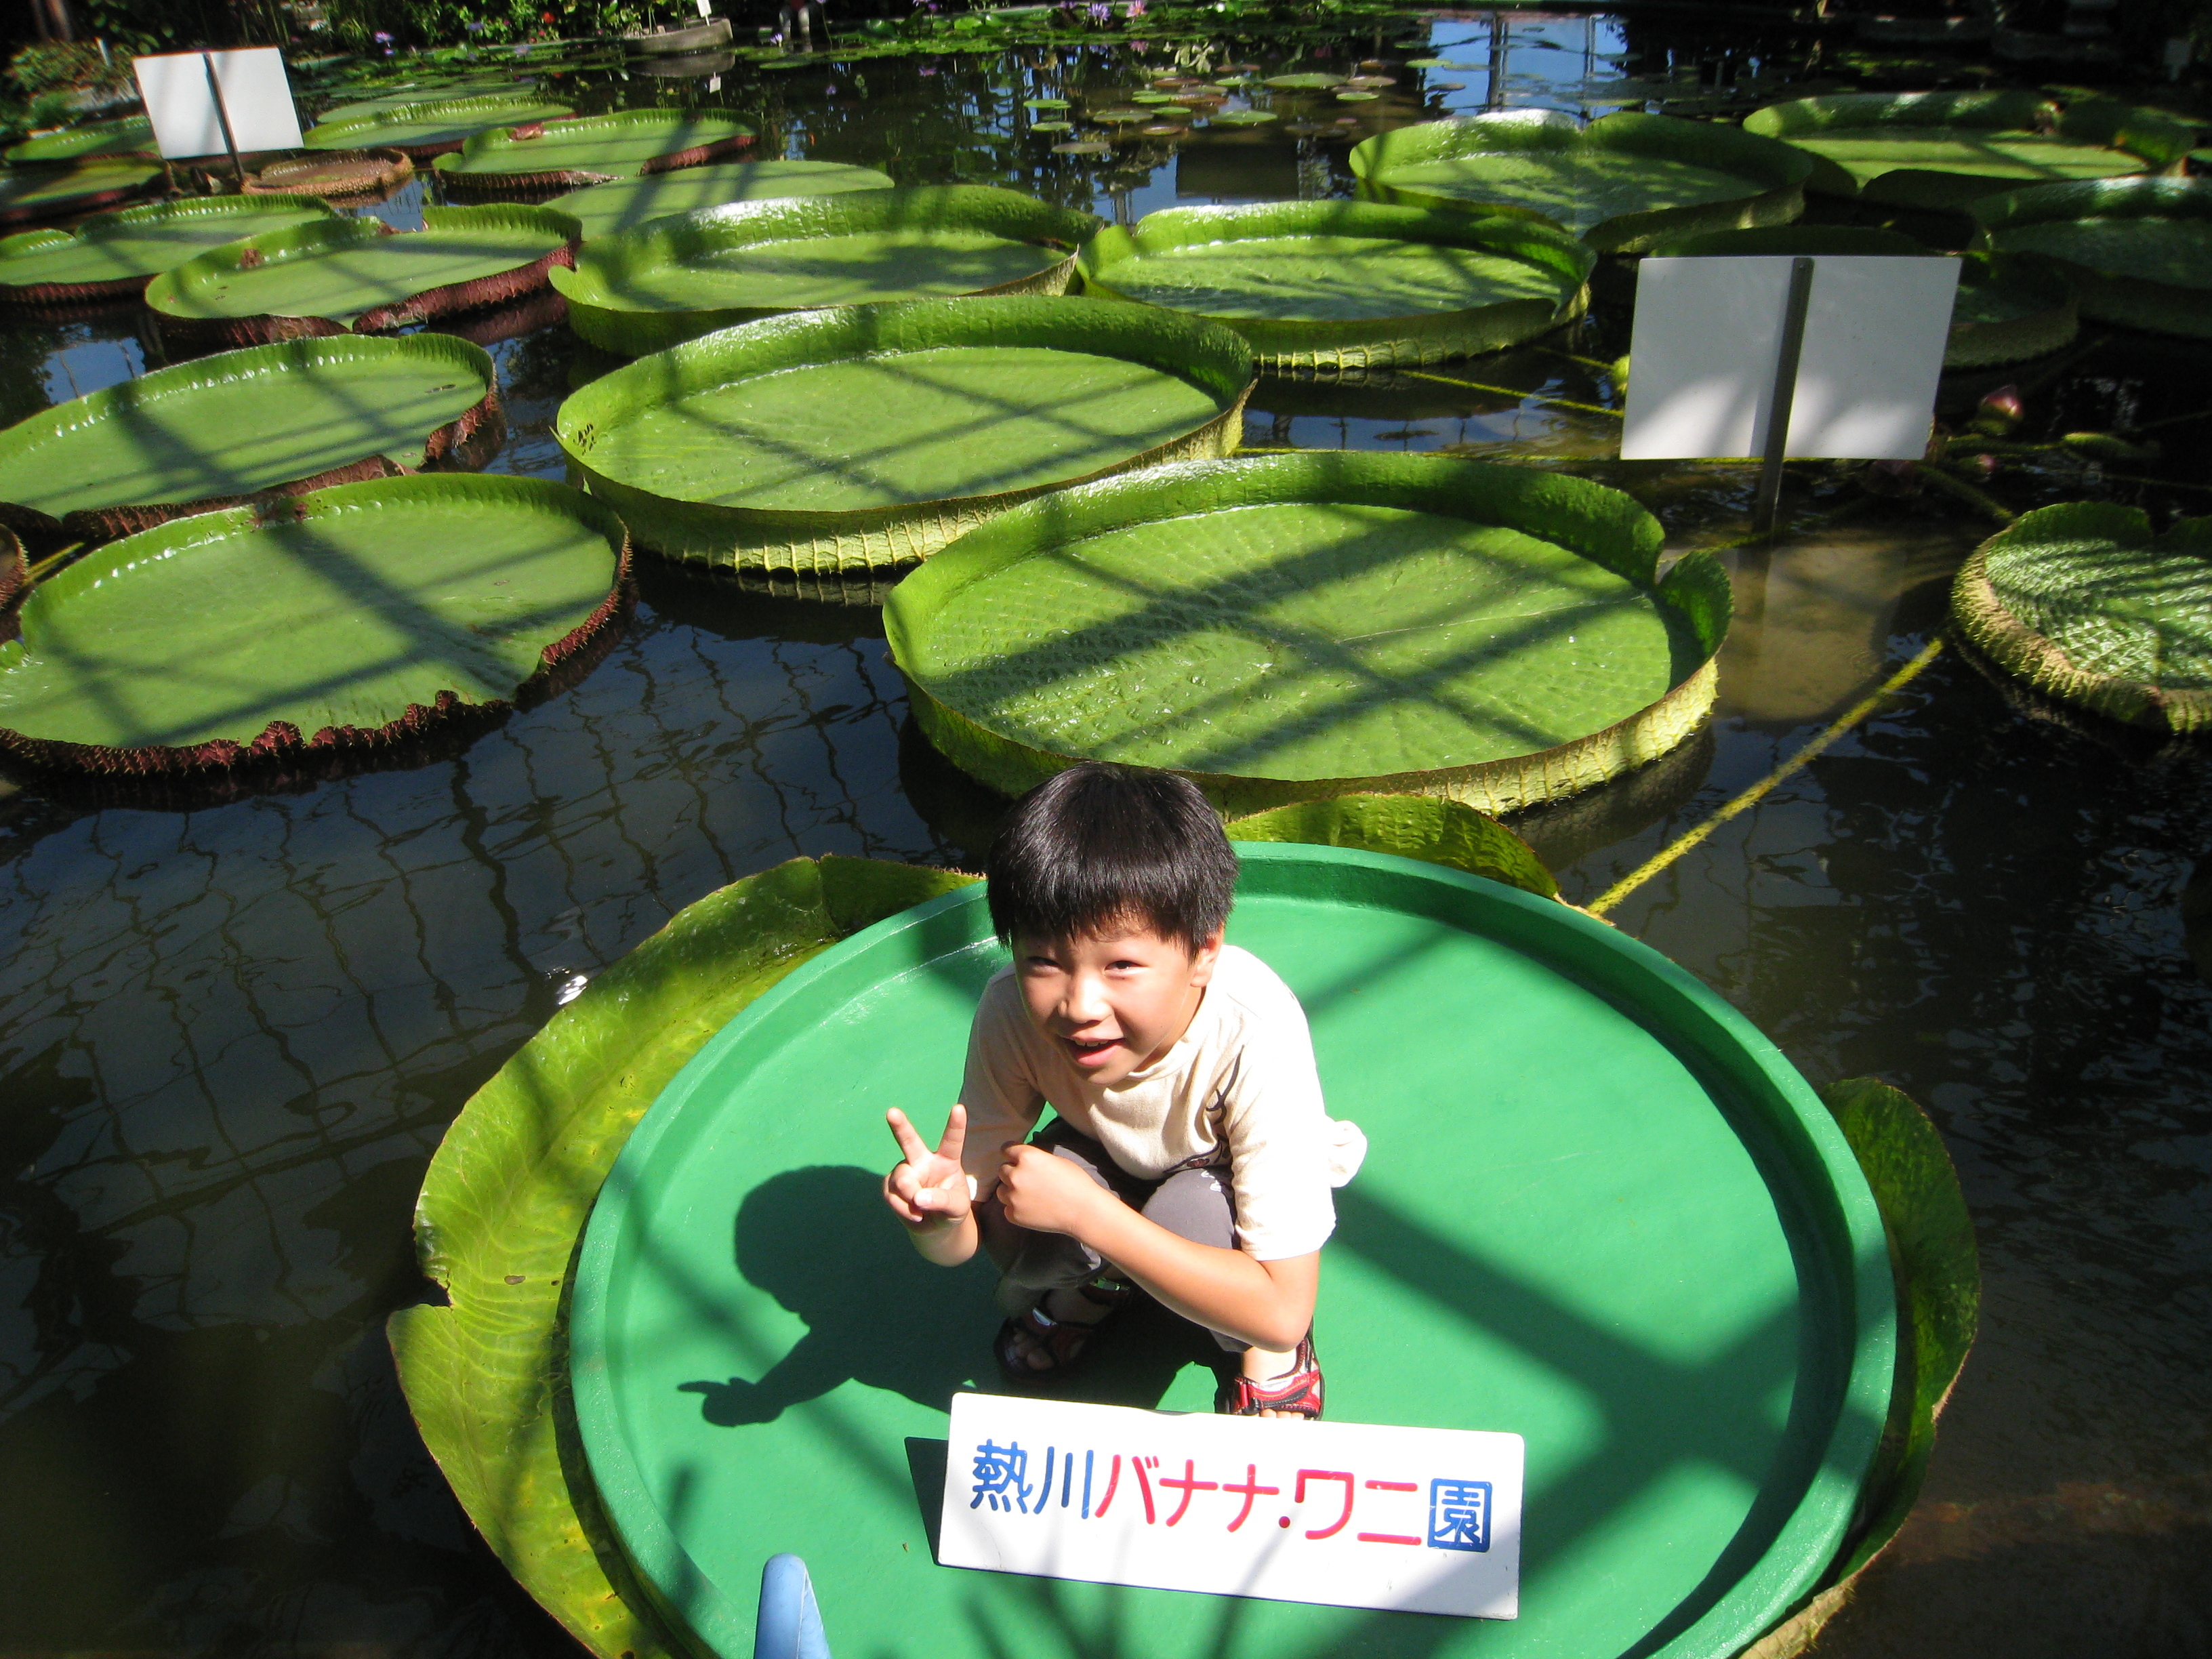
[881,762,1364,1418]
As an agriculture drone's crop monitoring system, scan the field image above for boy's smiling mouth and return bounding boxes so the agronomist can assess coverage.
[1064,1033,1121,1066]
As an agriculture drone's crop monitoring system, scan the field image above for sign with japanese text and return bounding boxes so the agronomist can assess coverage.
[938,1393,1523,1618]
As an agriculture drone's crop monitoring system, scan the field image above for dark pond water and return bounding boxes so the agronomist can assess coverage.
[1,9,2209,1656]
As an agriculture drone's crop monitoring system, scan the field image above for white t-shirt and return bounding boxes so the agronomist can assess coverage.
[958,943,1366,1261]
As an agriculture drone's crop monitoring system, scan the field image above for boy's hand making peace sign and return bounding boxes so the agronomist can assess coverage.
[883,1105,974,1230]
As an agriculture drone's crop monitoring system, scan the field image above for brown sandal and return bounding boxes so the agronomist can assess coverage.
[1216,1333,1323,1419]
[994,1279,1131,1379]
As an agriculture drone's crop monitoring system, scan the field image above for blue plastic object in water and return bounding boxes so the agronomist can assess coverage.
[755,1554,833,1659]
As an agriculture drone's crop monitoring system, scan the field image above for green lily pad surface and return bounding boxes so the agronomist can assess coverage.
[1952,501,2212,732]
[0,333,497,536]
[888,453,1730,813]
[551,186,1094,354]
[433,109,755,190]
[5,116,155,163]
[1078,201,1591,370]
[146,205,580,336]
[1971,178,2212,336]
[550,159,894,239]
[1351,111,1811,251]
[556,295,1252,581]
[302,94,577,156]
[0,474,628,771]
[0,159,161,225]
[0,195,335,300]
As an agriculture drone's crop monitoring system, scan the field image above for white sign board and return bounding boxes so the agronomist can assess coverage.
[938,1393,1524,1618]
[1619,255,1960,462]
[134,49,303,159]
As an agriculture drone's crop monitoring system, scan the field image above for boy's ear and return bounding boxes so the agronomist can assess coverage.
[1187,928,1226,985]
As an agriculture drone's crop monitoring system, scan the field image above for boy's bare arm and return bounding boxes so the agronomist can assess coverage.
[996,1143,1319,1351]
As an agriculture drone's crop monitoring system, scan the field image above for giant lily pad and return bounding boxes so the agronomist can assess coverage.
[0,158,162,226]
[0,473,631,790]
[244,148,416,199]
[887,452,1731,814]
[550,159,895,240]
[1743,91,2190,211]
[1950,500,2212,733]
[1969,176,2212,337]
[552,186,1098,355]
[1349,110,1811,253]
[302,93,577,158]
[0,194,336,304]
[0,333,501,544]
[5,116,155,163]
[433,109,757,194]
[145,204,582,348]
[1649,225,2079,369]
[557,295,1252,584]
[1077,200,1592,372]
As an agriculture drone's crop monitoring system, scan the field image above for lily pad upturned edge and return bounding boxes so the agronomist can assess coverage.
[555,294,1256,581]
[1950,499,2212,735]
[0,332,506,548]
[0,472,634,794]
[886,451,1732,817]
[1969,176,2212,339]
[144,203,585,351]
[1076,199,1595,374]
[554,186,1101,356]
[432,108,759,194]
[1347,110,1814,254]
[245,148,418,199]
[0,194,339,306]
[388,807,1569,1659]
[302,93,580,158]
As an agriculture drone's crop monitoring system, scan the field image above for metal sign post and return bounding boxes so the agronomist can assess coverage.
[200,49,247,190]
[1750,255,1816,541]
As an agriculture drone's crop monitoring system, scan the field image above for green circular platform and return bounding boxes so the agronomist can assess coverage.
[571,844,1891,1659]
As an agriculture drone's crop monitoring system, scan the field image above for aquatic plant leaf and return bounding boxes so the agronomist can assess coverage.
[3,115,155,163]
[1740,1078,1978,1658]
[0,473,628,776]
[555,294,1252,578]
[1951,500,2212,733]
[552,186,1096,354]
[245,147,415,199]
[0,157,161,224]
[550,159,893,240]
[302,92,577,155]
[1226,793,1557,897]
[1351,111,1810,252]
[1078,199,1591,371]
[0,194,335,301]
[0,332,497,537]
[389,855,977,1659]
[888,453,1727,815]
[1971,177,2212,338]
[433,108,756,191]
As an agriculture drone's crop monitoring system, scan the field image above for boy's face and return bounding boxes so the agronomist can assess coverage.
[1013,922,1223,1087]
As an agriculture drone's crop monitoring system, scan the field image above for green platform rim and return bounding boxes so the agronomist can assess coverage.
[569,842,1894,1659]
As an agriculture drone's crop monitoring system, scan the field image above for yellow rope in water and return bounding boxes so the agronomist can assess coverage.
[22,542,83,586]
[1397,367,1622,420]
[1584,635,1949,918]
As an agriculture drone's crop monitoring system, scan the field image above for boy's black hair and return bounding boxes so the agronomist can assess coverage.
[985,762,1237,952]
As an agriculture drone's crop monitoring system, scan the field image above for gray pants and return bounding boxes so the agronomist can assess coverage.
[998,1120,1246,1353]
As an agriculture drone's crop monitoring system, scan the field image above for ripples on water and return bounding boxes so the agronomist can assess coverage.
[1,11,2207,1654]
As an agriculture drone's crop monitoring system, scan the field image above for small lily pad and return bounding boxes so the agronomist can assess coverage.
[1030,121,1073,134]
[1024,97,1069,109]
[1265,72,1345,90]
[1210,108,1279,126]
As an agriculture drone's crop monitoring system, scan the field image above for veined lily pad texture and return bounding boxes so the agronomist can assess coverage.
[0,158,162,226]
[1969,177,2212,338]
[0,333,502,544]
[555,295,1253,590]
[0,195,335,305]
[1649,225,2079,369]
[886,452,1732,815]
[549,159,895,241]
[1743,91,2191,211]
[1950,501,2211,733]
[302,93,578,158]
[145,203,583,348]
[1075,200,1593,373]
[1349,110,1811,253]
[5,116,156,163]
[0,473,632,792]
[552,186,1099,355]
[433,109,757,194]
[244,148,417,199]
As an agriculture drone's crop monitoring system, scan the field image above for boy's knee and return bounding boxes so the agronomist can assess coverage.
[1141,1166,1236,1252]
